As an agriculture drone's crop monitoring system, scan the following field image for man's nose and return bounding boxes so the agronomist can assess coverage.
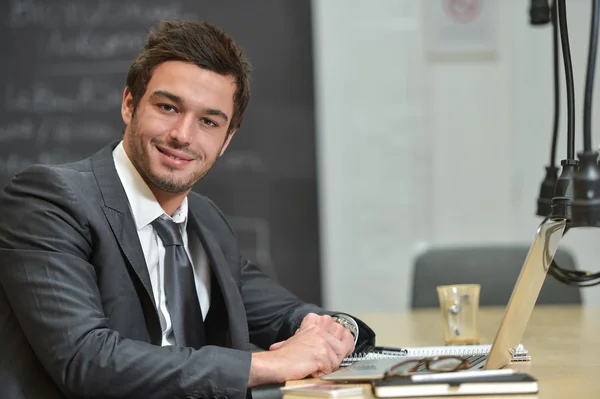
[168,115,195,144]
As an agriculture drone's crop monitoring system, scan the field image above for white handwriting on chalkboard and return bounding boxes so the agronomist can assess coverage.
[0,151,76,177]
[0,118,36,142]
[5,79,122,113]
[0,117,118,144]
[47,30,148,58]
[38,117,118,144]
[41,60,133,77]
[9,0,196,28]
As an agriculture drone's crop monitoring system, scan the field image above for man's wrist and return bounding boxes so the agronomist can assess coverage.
[249,351,284,387]
[331,314,359,344]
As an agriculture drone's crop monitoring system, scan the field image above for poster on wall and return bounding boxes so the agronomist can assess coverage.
[423,0,497,59]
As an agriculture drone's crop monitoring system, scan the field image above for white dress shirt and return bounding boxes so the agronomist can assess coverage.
[113,141,211,347]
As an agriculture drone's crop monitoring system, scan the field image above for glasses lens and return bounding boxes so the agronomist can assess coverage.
[390,360,422,375]
[429,357,466,371]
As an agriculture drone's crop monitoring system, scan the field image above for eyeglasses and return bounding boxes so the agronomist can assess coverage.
[383,356,470,378]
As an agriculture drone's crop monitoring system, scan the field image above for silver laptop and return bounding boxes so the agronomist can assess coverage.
[323,218,566,381]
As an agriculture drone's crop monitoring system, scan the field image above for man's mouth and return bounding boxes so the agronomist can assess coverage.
[156,145,193,162]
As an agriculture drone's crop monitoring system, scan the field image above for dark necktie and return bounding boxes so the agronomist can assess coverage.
[151,217,205,349]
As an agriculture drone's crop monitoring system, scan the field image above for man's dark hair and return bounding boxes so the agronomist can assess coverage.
[126,20,252,132]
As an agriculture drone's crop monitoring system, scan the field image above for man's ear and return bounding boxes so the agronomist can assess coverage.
[219,129,237,157]
[121,87,135,126]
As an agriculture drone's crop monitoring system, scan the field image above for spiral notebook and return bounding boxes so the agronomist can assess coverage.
[340,344,530,367]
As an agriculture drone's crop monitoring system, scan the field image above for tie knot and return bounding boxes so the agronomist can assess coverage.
[151,218,184,247]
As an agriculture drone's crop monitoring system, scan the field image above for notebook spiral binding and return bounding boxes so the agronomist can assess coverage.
[341,344,530,367]
[341,349,405,366]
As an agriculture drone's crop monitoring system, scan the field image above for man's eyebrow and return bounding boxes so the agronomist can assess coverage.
[150,90,229,122]
[149,90,183,104]
[204,107,229,122]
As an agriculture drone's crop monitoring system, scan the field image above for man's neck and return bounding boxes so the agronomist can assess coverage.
[152,190,189,217]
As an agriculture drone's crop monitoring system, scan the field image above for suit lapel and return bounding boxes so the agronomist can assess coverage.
[188,205,250,351]
[90,142,161,343]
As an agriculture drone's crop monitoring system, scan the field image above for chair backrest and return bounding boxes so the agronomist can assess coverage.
[411,245,582,308]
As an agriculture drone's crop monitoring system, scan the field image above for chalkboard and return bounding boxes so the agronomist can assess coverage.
[0,0,322,305]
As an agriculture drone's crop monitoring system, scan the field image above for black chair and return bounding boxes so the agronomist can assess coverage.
[411,245,582,308]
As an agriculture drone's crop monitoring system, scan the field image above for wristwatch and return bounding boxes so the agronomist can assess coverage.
[332,314,358,343]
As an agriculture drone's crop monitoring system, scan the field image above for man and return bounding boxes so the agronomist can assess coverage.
[0,20,375,398]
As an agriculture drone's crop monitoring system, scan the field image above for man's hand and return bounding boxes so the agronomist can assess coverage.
[248,314,356,387]
[270,313,355,360]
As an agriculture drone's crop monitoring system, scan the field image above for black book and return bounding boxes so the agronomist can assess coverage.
[372,372,538,397]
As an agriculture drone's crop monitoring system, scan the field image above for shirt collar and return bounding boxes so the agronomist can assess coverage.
[112,141,188,230]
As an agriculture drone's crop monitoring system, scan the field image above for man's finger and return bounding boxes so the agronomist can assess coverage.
[299,313,324,329]
[311,370,326,378]
[327,320,349,340]
[325,343,339,373]
[269,341,285,350]
[319,331,351,364]
[343,334,355,357]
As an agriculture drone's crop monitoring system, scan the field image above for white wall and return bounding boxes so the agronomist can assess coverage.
[312,0,600,313]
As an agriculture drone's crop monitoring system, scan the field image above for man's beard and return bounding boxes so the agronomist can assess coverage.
[126,116,221,194]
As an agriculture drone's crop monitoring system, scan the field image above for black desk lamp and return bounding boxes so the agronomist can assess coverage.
[534,0,600,286]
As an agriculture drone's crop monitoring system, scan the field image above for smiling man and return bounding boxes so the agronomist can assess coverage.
[0,20,375,399]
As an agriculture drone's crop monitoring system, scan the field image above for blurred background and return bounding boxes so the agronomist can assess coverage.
[1,0,599,314]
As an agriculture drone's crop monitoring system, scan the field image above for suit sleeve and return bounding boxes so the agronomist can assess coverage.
[239,259,376,353]
[0,166,251,399]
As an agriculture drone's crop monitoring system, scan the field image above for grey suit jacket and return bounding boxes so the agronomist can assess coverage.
[0,142,375,399]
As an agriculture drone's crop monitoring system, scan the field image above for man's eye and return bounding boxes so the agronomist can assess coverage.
[158,104,177,113]
[201,118,217,127]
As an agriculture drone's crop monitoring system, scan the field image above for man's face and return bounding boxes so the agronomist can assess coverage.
[121,60,237,194]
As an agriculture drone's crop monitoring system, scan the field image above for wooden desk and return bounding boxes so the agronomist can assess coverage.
[284,305,600,398]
